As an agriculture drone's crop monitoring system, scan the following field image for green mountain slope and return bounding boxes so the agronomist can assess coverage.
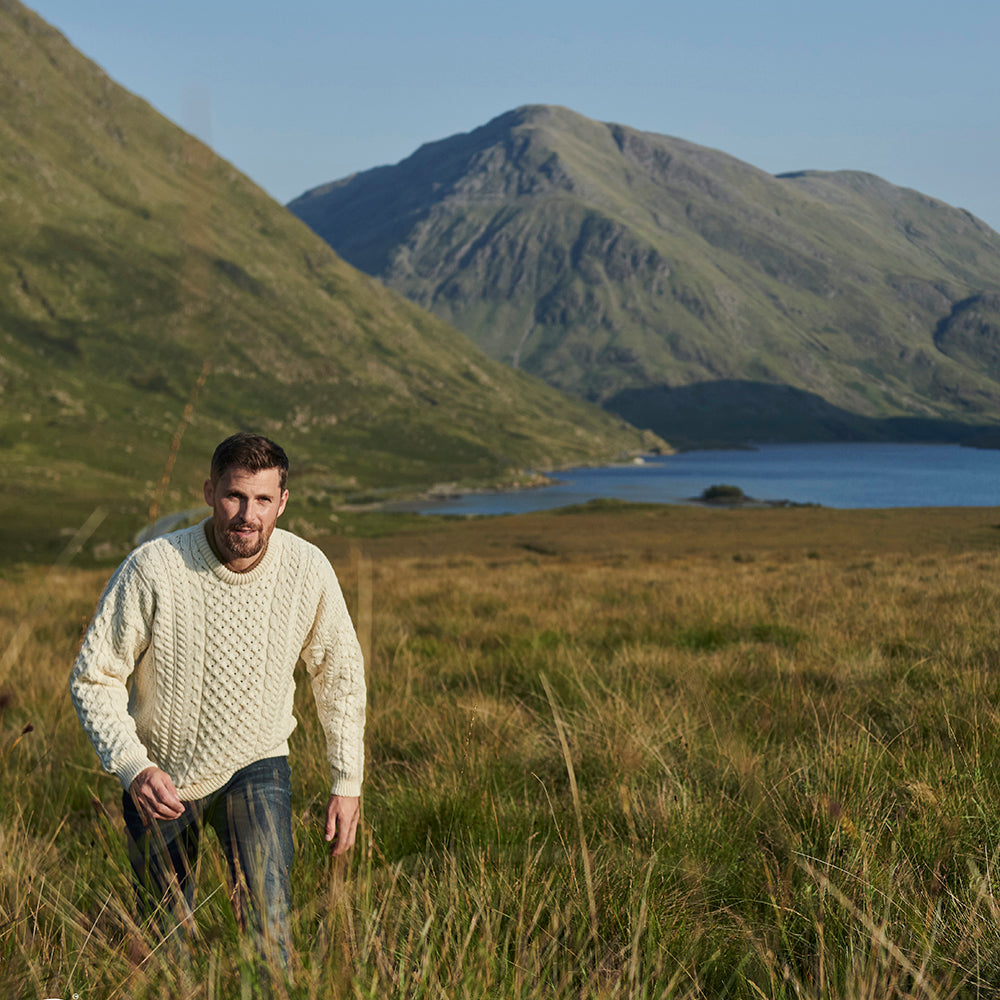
[0,8,656,561]
[289,104,1000,446]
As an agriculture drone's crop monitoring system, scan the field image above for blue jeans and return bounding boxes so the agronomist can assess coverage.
[123,756,293,961]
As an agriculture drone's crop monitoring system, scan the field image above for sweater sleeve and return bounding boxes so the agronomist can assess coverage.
[302,559,366,797]
[69,554,159,790]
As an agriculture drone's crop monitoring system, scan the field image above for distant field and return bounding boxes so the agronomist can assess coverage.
[4,503,1000,998]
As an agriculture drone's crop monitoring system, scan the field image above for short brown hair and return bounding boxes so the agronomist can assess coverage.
[210,433,289,491]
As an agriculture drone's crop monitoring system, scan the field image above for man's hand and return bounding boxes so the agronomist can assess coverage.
[130,766,185,825]
[325,795,360,856]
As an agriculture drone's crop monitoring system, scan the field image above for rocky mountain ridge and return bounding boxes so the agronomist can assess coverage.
[290,104,1000,446]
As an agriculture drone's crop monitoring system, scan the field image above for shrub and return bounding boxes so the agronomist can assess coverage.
[700,483,745,502]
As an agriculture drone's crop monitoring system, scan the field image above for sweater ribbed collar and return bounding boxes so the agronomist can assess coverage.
[193,518,282,585]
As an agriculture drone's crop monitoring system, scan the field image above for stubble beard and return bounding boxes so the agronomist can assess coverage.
[223,522,264,559]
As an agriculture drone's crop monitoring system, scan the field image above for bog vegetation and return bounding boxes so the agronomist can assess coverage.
[4,502,1000,998]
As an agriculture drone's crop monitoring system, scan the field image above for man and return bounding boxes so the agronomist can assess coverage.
[70,432,366,961]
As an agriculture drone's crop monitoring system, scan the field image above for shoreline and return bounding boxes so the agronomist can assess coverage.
[334,455,648,512]
[345,454,667,513]
[347,441,1000,515]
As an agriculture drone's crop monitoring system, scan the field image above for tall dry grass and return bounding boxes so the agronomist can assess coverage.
[4,507,1000,997]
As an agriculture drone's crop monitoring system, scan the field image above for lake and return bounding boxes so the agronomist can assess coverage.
[388,443,1000,515]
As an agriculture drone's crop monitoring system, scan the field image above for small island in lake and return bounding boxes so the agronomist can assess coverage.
[693,484,820,508]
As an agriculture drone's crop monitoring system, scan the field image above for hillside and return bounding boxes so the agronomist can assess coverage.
[290,104,1000,447]
[0,8,656,562]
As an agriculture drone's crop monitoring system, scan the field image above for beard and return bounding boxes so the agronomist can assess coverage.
[223,522,264,559]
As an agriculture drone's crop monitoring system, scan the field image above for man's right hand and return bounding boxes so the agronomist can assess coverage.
[130,766,185,825]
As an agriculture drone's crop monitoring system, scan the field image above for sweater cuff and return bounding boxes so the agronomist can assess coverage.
[117,752,158,792]
[330,776,362,798]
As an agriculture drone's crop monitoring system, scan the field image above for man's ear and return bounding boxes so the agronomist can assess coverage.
[203,479,214,507]
[277,489,289,518]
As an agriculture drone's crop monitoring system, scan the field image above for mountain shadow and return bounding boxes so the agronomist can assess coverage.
[606,381,1000,450]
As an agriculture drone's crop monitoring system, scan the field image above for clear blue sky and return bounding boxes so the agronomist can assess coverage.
[23,0,1000,230]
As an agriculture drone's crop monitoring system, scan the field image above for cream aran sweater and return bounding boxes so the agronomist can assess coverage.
[70,521,366,800]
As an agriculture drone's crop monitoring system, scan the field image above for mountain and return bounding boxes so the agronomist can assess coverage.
[289,105,1000,447]
[0,7,656,562]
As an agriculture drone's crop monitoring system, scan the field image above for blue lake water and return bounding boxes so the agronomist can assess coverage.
[390,443,1000,515]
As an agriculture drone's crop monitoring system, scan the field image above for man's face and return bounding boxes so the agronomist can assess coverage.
[203,466,288,570]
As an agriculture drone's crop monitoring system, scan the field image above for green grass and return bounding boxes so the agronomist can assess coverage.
[1,3,657,569]
[6,505,1000,996]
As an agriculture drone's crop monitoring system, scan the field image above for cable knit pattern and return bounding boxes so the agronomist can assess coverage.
[70,522,366,800]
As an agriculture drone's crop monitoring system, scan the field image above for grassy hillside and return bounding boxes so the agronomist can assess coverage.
[0,8,656,563]
[290,105,1000,446]
[7,504,1000,997]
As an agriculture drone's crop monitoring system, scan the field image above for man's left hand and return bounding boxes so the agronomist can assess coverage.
[325,795,360,856]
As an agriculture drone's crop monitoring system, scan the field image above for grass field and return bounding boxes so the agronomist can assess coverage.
[4,502,1000,998]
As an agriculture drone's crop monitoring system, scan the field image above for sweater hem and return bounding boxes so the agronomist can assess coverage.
[174,741,293,801]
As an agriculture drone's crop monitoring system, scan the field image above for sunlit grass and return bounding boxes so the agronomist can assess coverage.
[5,506,1000,997]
